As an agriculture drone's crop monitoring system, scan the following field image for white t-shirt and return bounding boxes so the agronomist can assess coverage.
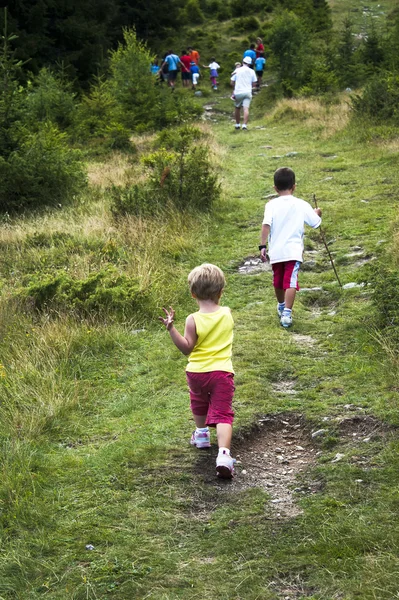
[208,62,220,71]
[262,195,321,264]
[231,65,257,95]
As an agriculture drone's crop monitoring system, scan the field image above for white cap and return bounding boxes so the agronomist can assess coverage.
[243,56,252,65]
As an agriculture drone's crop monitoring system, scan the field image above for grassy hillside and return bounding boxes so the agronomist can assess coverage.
[0,85,399,598]
[329,0,397,28]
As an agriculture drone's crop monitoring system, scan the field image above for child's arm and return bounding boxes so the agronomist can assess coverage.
[260,223,270,262]
[159,307,197,355]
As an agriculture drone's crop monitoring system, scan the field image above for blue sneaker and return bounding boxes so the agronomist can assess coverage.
[190,429,211,449]
[280,314,293,328]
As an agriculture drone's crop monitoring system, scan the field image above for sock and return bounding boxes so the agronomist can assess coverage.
[282,308,292,317]
[278,302,285,311]
[218,447,230,455]
[196,427,209,433]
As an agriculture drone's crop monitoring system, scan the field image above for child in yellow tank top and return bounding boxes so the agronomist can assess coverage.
[159,263,236,479]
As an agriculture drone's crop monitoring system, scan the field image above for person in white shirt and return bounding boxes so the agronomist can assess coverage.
[203,57,221,90]
[230,55,257,130]
[259,167,322,328]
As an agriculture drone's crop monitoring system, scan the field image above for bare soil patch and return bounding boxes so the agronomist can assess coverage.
[194,413,318,518]
[291,333,317,348]
[193,413,397,519]
[237,256,272,274]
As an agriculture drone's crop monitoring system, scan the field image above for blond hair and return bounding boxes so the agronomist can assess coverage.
[188,263,225,301]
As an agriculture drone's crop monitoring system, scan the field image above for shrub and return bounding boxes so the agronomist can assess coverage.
[367,262,399,347]
[109,183,160,218]
[268,11,311,95]
[299,58,338,96]
[110,125,220,217]
[233,16,261,33]
[231,0,273,17]
[108,29,160,131]
[0,123,87,212]
[19,267,154,322]
[351,72,399,123]
[72,78,134,154]
[73,78,118,138]
[151,89,203,129]
[182,0,204,23]
[335,18,363,89]
[368,264,399,329]
[23,68,76,130]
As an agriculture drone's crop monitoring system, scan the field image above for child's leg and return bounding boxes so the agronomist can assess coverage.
[208,373,235,478]
[186,372,211,448]
[282,261,300,309]
[235,106,241,124]
[216,422,232,450]
[193,414,207,428]
[284,287,297,310]
[275,287,285,303]
[272,264,285,305]
[280,261,301,327]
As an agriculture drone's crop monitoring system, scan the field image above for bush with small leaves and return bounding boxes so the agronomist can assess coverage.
[0,123,87,212]
[20,267,155,322]
[23,68,76,130]
[351,72,399,124]
[110,126,220,218]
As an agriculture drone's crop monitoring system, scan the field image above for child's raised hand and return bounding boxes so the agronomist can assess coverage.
[159,306,175,331]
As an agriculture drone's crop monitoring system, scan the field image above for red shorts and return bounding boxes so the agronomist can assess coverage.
[272,260,301,290]
[186,371,235,427]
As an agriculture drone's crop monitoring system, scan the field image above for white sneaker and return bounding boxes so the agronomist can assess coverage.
[190,429,211,449]
[216,450,235,479]
[280,314,293,328]
[234,123,240,129]
[277,303,285,318]
[242,124,248,130]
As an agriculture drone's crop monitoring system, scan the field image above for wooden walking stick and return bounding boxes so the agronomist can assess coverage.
[313,194,343,288]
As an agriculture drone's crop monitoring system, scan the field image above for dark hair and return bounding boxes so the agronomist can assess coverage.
[181,50,187,55]
[250,43,255,49]
[188,46,193,50]
[168,50,173,55]
[274,167,295,191]
[211,57,215,61]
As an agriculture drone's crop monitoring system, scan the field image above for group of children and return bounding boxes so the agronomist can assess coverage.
[150,38,266,92]
[160,167,322,480]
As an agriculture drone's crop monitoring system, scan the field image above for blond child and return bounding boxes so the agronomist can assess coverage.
[159,264,235,479]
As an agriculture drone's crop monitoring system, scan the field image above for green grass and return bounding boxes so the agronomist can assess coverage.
[1,89,399,598]
[330,0,397,29]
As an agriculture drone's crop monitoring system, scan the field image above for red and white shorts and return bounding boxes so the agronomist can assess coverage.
[272,260,301,290]
[186,371,235,427]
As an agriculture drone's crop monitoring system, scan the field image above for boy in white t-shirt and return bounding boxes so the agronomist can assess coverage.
[259,167,322,328]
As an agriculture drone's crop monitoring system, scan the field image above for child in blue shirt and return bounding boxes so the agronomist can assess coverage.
[150,59,160,77]
[190,61,200,90]
[254,53,266,89]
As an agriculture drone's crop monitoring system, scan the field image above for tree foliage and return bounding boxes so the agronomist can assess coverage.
[0,0,185,82]
[268,11,310,95]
